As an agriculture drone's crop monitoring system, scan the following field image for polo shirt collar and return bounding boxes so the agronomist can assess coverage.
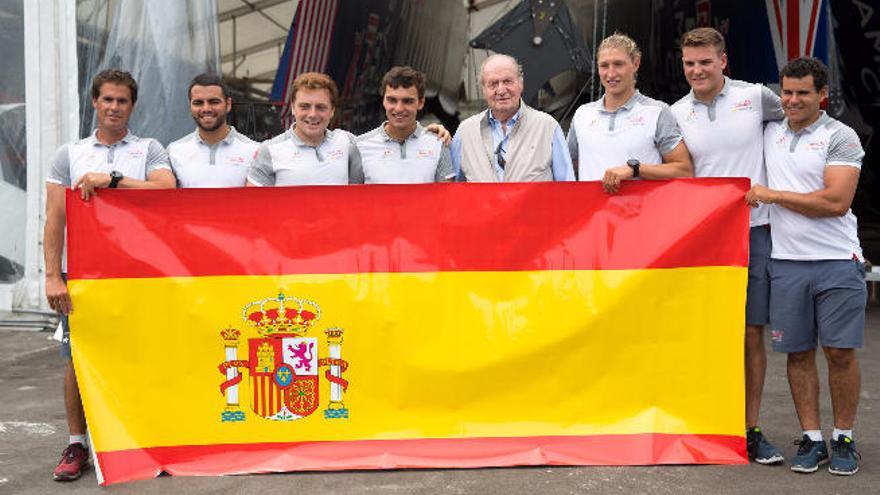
[598,90,641,114]
[687,76,730,105]
[783,110,829,135]
[379,121,424,142]
[289,125,331,147]
[194,126,238,145]
[89,128,136,146]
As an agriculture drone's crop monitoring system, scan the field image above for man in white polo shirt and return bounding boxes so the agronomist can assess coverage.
[356,66,454,183]
[168,73,258,188]
[670,27,785,465]
[44,69,175,481]
[247,72,364,186]
[747,57,866,476]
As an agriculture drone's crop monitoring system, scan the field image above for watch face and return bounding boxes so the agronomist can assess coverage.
[627,159,639,167]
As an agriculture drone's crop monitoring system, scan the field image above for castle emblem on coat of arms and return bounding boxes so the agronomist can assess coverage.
[217,292,349,422]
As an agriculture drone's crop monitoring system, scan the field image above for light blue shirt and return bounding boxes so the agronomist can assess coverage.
[451,108,574,181]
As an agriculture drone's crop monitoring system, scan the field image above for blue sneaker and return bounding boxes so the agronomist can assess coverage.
[790,435,829,473]
[747,427,784,465]
[828,435,860,476]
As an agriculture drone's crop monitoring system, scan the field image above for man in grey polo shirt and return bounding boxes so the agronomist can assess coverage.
[45,69,175,481]
[168,73,259,187]
[247,72,364,186]
[450,54,574,182]
[671,27,784,465]
[747,57,866,476]
[356,66,454,183]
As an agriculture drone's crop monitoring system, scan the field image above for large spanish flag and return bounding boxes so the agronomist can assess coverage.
[66,179,750,485]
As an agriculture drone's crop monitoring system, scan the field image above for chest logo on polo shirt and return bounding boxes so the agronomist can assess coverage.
[627,115,646,126]
[326,148,345,160]
[382,148,393,158]
[417,149,435,159]
[684,108,697,122]
[732,99,753,112]
[807,140,826,151]
[127,149,145,160]
[227,155,247,165]
[217,292,351,423]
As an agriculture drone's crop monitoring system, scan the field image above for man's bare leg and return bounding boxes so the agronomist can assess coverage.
[745,324,767,428]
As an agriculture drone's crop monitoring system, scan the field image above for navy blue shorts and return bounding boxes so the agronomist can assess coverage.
[768,259,866,353]
[746,226,771,326]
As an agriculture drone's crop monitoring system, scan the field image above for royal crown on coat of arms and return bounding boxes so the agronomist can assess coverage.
[218,292,350,423]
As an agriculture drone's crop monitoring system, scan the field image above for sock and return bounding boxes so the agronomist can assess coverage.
[69,434,88,447]
[832,428,853,441]
[804,430,823,442]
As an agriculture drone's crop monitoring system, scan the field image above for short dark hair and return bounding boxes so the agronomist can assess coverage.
[680,27,726,54]
[91,69,138,103]
[381,66,427,99]
[291,72,339,107]
[779,57,829,92]
[188,73,230,100]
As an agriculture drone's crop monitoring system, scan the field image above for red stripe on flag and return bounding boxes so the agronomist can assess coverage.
[66,179,750,280]
[804,0,820,56]
[252,377,258,417]
[299,0,319,72]
[316,0,338,71]
[94,433,746,486]
[786,0,799,60]
[771,0,784,54]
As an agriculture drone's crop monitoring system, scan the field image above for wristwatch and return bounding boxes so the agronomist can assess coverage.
[109,170,123,188]
[626,159,640,178]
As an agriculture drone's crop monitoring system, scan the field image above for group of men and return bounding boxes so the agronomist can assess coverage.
[45,26,865,482]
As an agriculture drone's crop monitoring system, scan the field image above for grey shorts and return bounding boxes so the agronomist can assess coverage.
[746,226,771,326]
[768,259,866,353]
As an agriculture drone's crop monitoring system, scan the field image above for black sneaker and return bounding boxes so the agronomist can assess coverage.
[789,435,829,473]
[746,427,784,464]
[828,435,860,476]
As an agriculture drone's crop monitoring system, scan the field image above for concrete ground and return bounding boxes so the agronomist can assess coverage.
[0,309,877,495]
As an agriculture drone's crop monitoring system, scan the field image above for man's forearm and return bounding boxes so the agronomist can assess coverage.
[43,216,65,278]
[771,189,852,218]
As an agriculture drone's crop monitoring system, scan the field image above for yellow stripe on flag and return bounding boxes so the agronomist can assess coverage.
[70,266,745,453]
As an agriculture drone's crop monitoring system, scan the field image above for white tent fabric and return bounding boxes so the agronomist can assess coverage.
[1,0,80,312]
[77,0,221,145]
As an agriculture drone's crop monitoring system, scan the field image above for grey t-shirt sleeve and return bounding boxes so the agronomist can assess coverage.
[654,105,683,155]
[347,134,365,184]
[46,145,72,186]
[760,85,784,122]
[247,142,276,186]
[827,126,865,168]
[566,127,579,162]
[145,139,171,175]
[435,145,455,181]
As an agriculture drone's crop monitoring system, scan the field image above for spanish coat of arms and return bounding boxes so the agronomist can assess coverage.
[217,292,349,422]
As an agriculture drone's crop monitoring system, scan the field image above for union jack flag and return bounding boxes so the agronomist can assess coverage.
[271,0,341,128]
[764,0,828,70]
